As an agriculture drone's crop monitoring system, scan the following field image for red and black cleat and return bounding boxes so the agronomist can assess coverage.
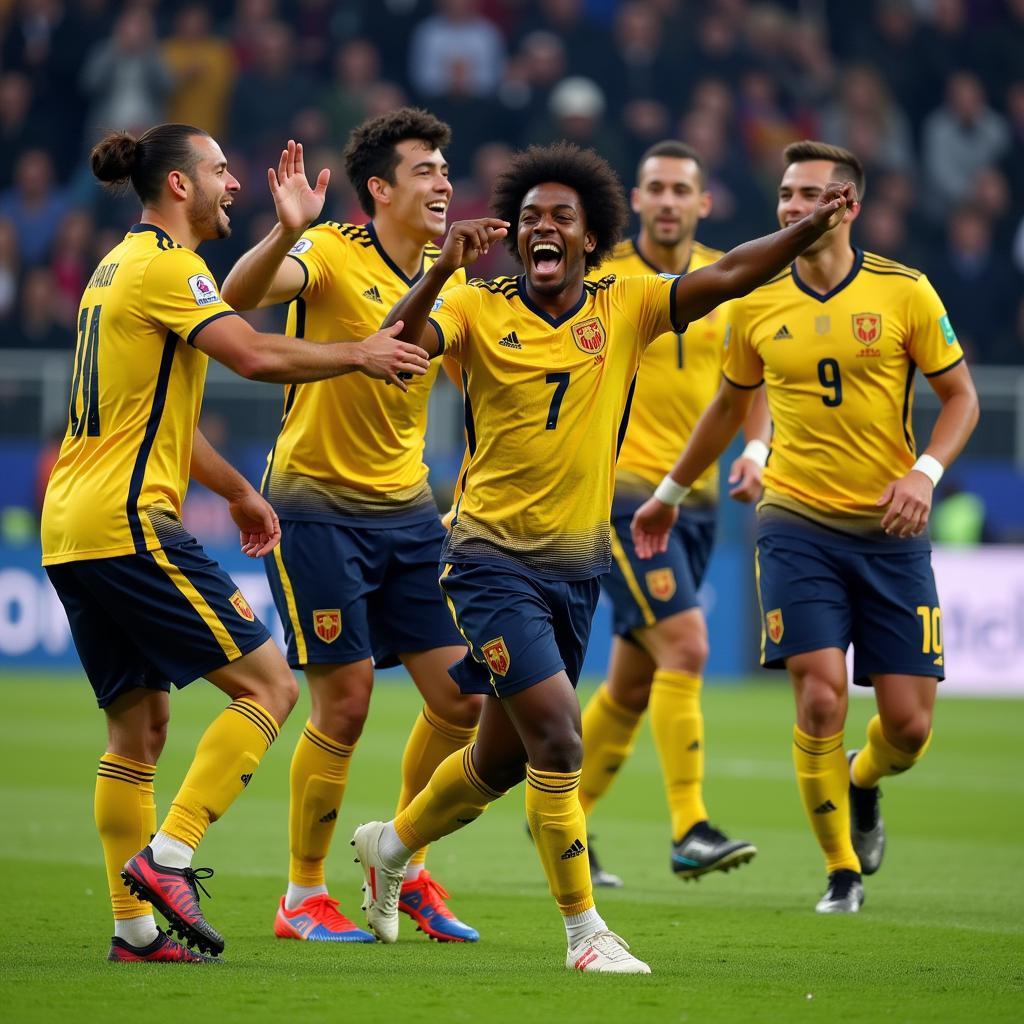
[108,930,221,963]
[121,846,224,956]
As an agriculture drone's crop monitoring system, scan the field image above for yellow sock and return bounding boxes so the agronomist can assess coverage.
[525,766,594,917]
[396,706,478,867]
[649,669,707,839]
[288,721,355,887]
[95,753,156,920]
[792,725,859,874]
[852,714,932,789]
[394,744,502,852]
[161,698,280,849]
[579,684,644,816]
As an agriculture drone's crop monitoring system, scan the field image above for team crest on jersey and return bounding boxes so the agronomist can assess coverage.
[313,609,342,644]
[187,274,220,307]
[645,568,677,602]
[229,590,255,622]
[572,317,606,355]
[482,636,510,677]
[766,608,784,644]
[852,313,882,345]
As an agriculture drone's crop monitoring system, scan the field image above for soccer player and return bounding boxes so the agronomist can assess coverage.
[578,140,769,888]
[350,142,853,972]
[221,109,481,944]
[41,123,429,963]
[632,141,979,914]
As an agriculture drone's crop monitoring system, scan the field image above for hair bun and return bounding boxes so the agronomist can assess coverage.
[90,131,138,185]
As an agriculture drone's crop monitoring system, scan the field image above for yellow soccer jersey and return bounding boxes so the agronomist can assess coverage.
[429,272,683,579]
[722,249,964,528]
[41,225,237,564]
[592,238,728,505]
[263,221,465,525]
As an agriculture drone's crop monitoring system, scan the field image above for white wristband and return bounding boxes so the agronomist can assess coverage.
[912,454,944,487]
[740,439,770,468]
[654,475,691,507]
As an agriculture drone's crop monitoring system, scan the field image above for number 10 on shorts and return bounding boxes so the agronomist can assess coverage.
[916,605,942,655]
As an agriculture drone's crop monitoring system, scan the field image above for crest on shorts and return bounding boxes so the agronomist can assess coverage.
[482,636,510,677]
[313,608,341,644]
[572,317,606,355]
[229,590,255,622]
[852,312,882,346]
[766,608,784,645]
[645,568,677,602]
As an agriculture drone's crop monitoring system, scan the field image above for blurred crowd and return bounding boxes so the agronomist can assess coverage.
[0,0,1023,362]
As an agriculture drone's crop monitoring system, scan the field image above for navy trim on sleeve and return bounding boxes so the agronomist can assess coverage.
[923,355,964,379]
[187,310,240,346]
[286,253,310,298]
[427,317,446,357]
[722,370,764,390]
[668,275,688,334]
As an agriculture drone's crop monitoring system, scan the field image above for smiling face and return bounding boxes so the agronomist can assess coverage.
[777,158,856,256]
[517,181,595,296]
[632,155,710,249]
[372,138,452,243]
[184,135,240,240]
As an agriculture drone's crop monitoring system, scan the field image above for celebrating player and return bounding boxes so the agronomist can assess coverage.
[41,124,429,963]
[578,140,768,887]
[350,142,853,973]
[222,109,482,944]
[632,141,979,913]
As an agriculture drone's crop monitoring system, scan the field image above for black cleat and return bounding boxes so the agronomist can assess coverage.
[815,869,864,913]
[847,750,885,875]
[670,821,757,880]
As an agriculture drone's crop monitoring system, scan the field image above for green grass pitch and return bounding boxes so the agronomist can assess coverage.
[1,672,1022,1023]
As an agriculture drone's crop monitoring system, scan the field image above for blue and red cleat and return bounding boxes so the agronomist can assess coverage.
[108,929,220,963]
[121,846,224,956]
[274,894,375,942]
[398,870,479,942]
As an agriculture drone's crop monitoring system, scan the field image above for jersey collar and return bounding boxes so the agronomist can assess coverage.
[516,275,588,327]
[366,221,424,286]
[128,223,178,249]
[790,246,863,303]
[629,235,692,276]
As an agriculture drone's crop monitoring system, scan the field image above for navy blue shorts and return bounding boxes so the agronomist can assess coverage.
[438,560,601,698]
[602,505,716,637]
[755,513,944,685]
[46,540,271,709]
[265,517,464,669]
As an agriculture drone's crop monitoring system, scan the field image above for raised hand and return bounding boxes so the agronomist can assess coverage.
[357,321,431,392]
[268,139,330,233]
[229,489,282,558]
[436,218,509,273]
[810,181,858,233]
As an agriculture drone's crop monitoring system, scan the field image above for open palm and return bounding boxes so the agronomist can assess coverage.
[268,139,330,232]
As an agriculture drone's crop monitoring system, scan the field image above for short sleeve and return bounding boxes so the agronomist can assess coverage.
[141,248,238,345]
[721,300,764,388]
[904,275,965,377]
[427,283,479,363]
[628,274,684,347]
[285,223,345,298]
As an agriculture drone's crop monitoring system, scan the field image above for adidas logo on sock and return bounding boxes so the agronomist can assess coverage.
[240,773,253,787]
[814,799,837,814]
[499,331,522,349]
[773,325,793,339]
[456,816,478,824]
[560,838,586,860]
[687,739,701,751]
[319,808,338,823]
[362,285,383,303]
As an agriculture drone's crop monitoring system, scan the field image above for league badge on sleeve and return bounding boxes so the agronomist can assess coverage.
[289,238,313,255]
[188,274,221,307]
[939,314,958,346]
[482,636,510,677]
[766,608,784,645]
[313,608,342,644]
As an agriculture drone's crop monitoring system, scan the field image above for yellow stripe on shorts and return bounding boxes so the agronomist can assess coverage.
[439,563,497,694]
[609,532,656,628]
[272,542,307,664]
[754,545,766,664]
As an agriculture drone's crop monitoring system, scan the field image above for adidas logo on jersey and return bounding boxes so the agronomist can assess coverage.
[560,838,586,860]
[814,799,837,814]
[773,325,793,339]
[362,285,383,304]
[499,331,522,349]
[240,773,253,787]
[319,808,338,823]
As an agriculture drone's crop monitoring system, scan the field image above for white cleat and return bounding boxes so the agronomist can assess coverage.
[351,822,404,944]
[566,930,651,974]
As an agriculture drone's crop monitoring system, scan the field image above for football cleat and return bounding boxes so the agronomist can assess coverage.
[399,871,479,942]
[108,929,221,963]
[848,750,886,875]
[587,838,624,889]
[815,869,865,914]
[121,846,224,955]
[567,930,651,974]
[670,821,757,880]
[351,822,404,944]
[274,894,375,942]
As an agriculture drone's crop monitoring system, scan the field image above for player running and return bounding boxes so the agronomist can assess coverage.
[632,141,979,914]
[350,142,854,972]
[222,109,481,944]
[579,140,769,887]
[41,123,428,963]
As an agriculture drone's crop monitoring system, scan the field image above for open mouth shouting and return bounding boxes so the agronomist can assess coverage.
[426,199,448,224]
[530,239,564,278]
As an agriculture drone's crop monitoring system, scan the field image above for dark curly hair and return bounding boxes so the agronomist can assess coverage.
[491,142,628,271]
[344,107,452,216]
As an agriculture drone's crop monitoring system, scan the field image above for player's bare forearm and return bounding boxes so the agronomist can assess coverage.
[729,385,771,503]
[921,361,980,468]
[742,384,771,445]
[190,428,251,501]
[221,222,305,310]
[382,261,453,356]
[668,380,754,487]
